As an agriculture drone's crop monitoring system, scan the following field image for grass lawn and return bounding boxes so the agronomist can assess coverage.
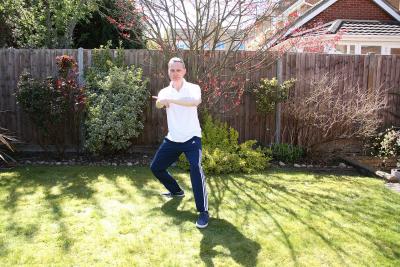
[0,166,399,266]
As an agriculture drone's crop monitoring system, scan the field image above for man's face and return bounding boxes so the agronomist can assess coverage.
[168,62,186,82]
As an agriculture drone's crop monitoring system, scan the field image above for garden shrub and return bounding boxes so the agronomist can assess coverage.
[370,127,400,160]
[84,65,149,153]
[270,143,304,163]
[16,55,85,154]
[83,42,149,154]
[17,74,64,130]
[84,41,124,92]
[177,114,271,174]
[253,77,295,113]
[0,127,17,165]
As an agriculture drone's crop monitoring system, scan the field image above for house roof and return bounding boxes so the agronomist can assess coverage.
[291,19,400,36]
[268,0,400,47]
[334,20,400,35]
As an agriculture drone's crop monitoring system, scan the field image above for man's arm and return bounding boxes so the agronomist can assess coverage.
[168,97,201,107]
[169,85,202,107]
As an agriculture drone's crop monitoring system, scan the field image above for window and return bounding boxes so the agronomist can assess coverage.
[177,40,188,50]
[233,41,245,51]
[361,46,381,55]
[216,42,225,50]
[391,48,400,55]
[334,45,346,54]
[349,45,355,54]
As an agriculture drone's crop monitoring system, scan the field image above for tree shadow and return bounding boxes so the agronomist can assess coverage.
[161,198,261,267]
[209,170,400,265]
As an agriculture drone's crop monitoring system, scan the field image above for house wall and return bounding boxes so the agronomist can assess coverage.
[308,0,393,26]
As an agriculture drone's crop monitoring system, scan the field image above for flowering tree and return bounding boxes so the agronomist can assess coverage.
[131,0,287,113]
[107,0,341,115]
[269,18,346,54]
[105,0,144,42]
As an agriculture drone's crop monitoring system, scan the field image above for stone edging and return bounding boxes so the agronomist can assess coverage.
[340,156,399,183]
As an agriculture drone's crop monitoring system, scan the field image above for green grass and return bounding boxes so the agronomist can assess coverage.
[0,166,400,266]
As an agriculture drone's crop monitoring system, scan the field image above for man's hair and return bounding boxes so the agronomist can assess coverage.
[168,57,186,69]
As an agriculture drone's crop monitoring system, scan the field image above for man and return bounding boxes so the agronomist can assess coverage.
[150,57,209,229]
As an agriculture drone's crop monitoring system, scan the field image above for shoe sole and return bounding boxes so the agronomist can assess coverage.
[196,222,208,229]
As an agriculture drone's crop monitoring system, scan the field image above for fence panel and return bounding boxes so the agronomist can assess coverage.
[0,49,399,150]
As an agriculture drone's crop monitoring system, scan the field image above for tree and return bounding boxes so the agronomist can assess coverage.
[134,0,286,113]
[133,0,335,114]
[0,0,99,48]
[73,0,145,49]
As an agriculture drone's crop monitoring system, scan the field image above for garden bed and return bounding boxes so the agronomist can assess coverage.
[341,156,399,182]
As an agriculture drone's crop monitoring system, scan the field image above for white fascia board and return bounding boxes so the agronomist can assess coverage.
[282,0,338,39]
[280,0,306,17]
[340,34,400,43]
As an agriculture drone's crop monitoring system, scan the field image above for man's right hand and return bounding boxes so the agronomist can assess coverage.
[152,96,169,108]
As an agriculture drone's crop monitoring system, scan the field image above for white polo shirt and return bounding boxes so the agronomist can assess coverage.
[158,79,202,142]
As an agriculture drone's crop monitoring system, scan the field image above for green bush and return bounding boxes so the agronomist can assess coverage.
[253,77,295,113]
[177,114,271,174]
[270,143,304,163]
[84,65,149,153]
[84,41,124,91]
[370,127,400,159]
[16,74,65,131]
[16,55,85,154]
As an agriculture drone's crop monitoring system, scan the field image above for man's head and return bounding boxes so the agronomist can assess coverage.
[168,57,186,82]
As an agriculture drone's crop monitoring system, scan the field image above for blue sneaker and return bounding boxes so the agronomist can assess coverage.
[161,190,185,198]
[196,211,209,228]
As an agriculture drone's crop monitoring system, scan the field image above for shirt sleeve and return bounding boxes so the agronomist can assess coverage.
[193,85,201,101]
[157,88,166,100]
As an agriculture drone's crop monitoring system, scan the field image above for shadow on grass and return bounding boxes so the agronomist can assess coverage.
[2,166,400,265]
[208,170,400,265]
[161,198,261,267]
[0,166,158,254]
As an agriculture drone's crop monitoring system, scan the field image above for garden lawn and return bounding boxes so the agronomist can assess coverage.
[0,166,400,266]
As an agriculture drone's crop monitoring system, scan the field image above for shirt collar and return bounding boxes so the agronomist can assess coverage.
[169,78,186,90]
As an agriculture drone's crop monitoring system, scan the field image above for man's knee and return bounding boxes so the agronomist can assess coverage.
[150,161,160,173]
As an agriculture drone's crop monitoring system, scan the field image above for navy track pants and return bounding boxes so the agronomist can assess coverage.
[150,136,208,212]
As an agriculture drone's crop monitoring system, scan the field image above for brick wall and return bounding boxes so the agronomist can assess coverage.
[307,0,394,26]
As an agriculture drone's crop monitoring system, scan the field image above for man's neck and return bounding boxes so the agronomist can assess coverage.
[171,79,184,91]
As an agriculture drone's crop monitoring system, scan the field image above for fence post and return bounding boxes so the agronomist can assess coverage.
[77,48,84,86]
[77,48,84,153]
[275,57,283,144]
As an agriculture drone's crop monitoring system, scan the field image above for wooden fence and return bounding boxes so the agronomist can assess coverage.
[0,49,399,150]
